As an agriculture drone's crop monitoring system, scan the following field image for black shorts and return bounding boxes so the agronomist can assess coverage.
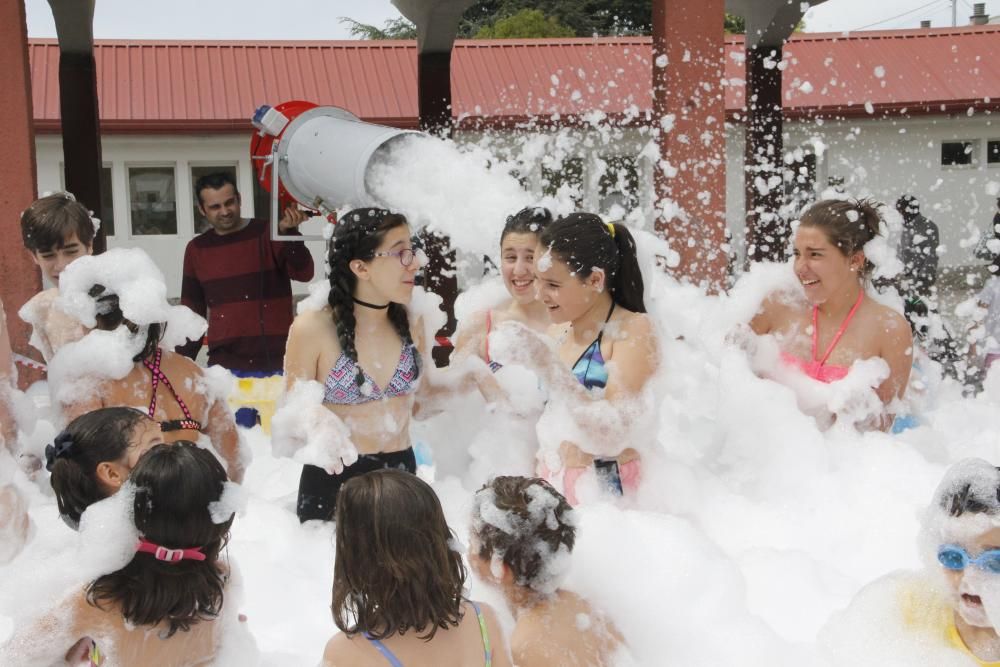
[296,448,417,523]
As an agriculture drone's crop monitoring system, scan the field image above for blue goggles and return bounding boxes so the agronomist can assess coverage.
[938,544,1000,573]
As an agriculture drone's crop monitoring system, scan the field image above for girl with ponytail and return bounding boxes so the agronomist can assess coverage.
[284,208,426,522]
[488,213,659,505]
[1,442,240,666]
[750,198,912,429]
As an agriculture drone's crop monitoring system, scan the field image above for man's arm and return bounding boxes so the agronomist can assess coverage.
[176,242,206,359]
[271,207,315,283]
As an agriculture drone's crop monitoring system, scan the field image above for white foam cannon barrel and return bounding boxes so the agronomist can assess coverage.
[250,102,425,240]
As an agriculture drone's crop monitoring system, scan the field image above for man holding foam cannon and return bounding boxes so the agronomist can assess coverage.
[176,172,314,429]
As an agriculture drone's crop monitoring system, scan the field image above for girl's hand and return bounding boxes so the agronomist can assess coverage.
[488,321,559,373]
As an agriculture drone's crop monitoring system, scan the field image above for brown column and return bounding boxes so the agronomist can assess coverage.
[0,0,44,388]
[652,0,727,289]
[58,50,106,254]
[744,42,786,263]
[417,50,458,366]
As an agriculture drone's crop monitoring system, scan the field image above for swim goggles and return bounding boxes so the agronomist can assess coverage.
[938,544,1000,573]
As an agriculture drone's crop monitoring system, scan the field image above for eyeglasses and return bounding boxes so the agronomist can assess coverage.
[938,544,1000,573]
[371,247,426,267]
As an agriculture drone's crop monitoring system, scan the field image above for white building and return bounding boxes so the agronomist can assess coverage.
[29,26,1000,297]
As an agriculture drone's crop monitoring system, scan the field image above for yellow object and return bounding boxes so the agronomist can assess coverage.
[228,375,284,434]
[605,222,616,238]
[900,578,1000,666]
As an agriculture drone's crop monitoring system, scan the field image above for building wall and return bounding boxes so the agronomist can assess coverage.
[725,113,1000,267]
[34,111,1000,297]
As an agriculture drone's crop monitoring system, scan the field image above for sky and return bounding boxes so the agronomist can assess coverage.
[23,0,1000,40]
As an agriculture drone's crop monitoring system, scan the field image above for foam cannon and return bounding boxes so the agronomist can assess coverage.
[250,101,424,240]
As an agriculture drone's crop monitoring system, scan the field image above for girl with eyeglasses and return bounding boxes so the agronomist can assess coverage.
[284,208,429,522]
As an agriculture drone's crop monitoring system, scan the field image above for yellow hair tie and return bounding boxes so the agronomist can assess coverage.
[605,222,616,238]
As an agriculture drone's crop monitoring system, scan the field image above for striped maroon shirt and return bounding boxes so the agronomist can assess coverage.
[176,219,314,373]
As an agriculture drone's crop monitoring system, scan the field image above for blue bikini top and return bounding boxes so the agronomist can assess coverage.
[570,303,614,390]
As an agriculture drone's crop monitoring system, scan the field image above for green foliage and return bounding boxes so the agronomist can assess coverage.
[339,16,417,40]
[724,13,746,34]
[475,9,575,38]
[459,0,653,38]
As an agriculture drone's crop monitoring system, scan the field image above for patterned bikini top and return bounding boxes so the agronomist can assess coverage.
[323,344,419,405]
[143,348,203,432]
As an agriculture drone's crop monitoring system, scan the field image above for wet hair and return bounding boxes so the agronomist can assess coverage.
[194,172,239,206]
[89,284,164,362]
[472,476,575,593]
[539,212,646,313]
[20,192,96,253]
[87,442,232,637]
[501,206,553,245]
[48,407,152,527]
[937,465,1000,518]
[332,469,465,640]
[798,198,883,279]
[327,208,421,388]
[896,194,919,216]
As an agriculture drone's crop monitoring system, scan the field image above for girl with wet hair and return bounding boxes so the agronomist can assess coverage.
[0,441,241,666]
[489,212,659,505]
[285,208,428,522]
[46,406,164,529]
[469,476,624,667]
[454,206,554,371]
[322,468,511,667]
[827,459,1000,665]
[59,285,245,483]
[750,198,912,429]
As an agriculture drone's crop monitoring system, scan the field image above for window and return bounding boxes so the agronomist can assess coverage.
[941,140,980,167]
[542,157,584,205]
[128,166,177,235]
[988,140,1000,166]
[191,165,238,234]
[99,165,115,237]
[598,156,640,213]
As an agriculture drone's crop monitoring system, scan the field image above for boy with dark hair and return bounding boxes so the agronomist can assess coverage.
[17,193,94,361]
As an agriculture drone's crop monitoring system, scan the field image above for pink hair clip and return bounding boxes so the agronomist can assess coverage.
[136,539,206,563]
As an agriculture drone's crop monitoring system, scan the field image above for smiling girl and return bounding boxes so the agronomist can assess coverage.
[454,207,554,370]
[284,208,427,522]
[492,213,658,505]
[750,199,912,429]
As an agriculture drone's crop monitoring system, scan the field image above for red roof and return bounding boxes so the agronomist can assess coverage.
[27,25,1000,133]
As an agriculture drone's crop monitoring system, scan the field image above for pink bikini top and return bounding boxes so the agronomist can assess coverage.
[780,290,863,384]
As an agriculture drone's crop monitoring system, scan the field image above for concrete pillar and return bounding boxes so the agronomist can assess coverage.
[0,0,44,388]
[744,42,786,263]
[417,50,458,366]
[50,0,105,254]
[652,0,728,290]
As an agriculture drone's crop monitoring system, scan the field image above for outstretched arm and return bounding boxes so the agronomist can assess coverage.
[205,398,246,483]
[490,318,659,458]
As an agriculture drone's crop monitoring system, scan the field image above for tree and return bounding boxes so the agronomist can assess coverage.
[338,16,417,40]
[475,9,575,38]
[724,13,746,34]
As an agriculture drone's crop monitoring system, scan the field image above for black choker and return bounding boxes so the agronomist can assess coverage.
[353,296,390,310]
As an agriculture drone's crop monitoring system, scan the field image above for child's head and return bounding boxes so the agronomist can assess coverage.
[87,441,233,636]
[89,284,165,362]
[536,213,646,321]
[926,459,1000,629]
[332,469,465,640]
[20,193,96,285]
[470,476,576,596]
[500,207,552,305]
[47,407,163,528]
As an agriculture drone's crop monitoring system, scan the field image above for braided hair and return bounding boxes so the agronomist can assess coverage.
[327,208,421,388]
